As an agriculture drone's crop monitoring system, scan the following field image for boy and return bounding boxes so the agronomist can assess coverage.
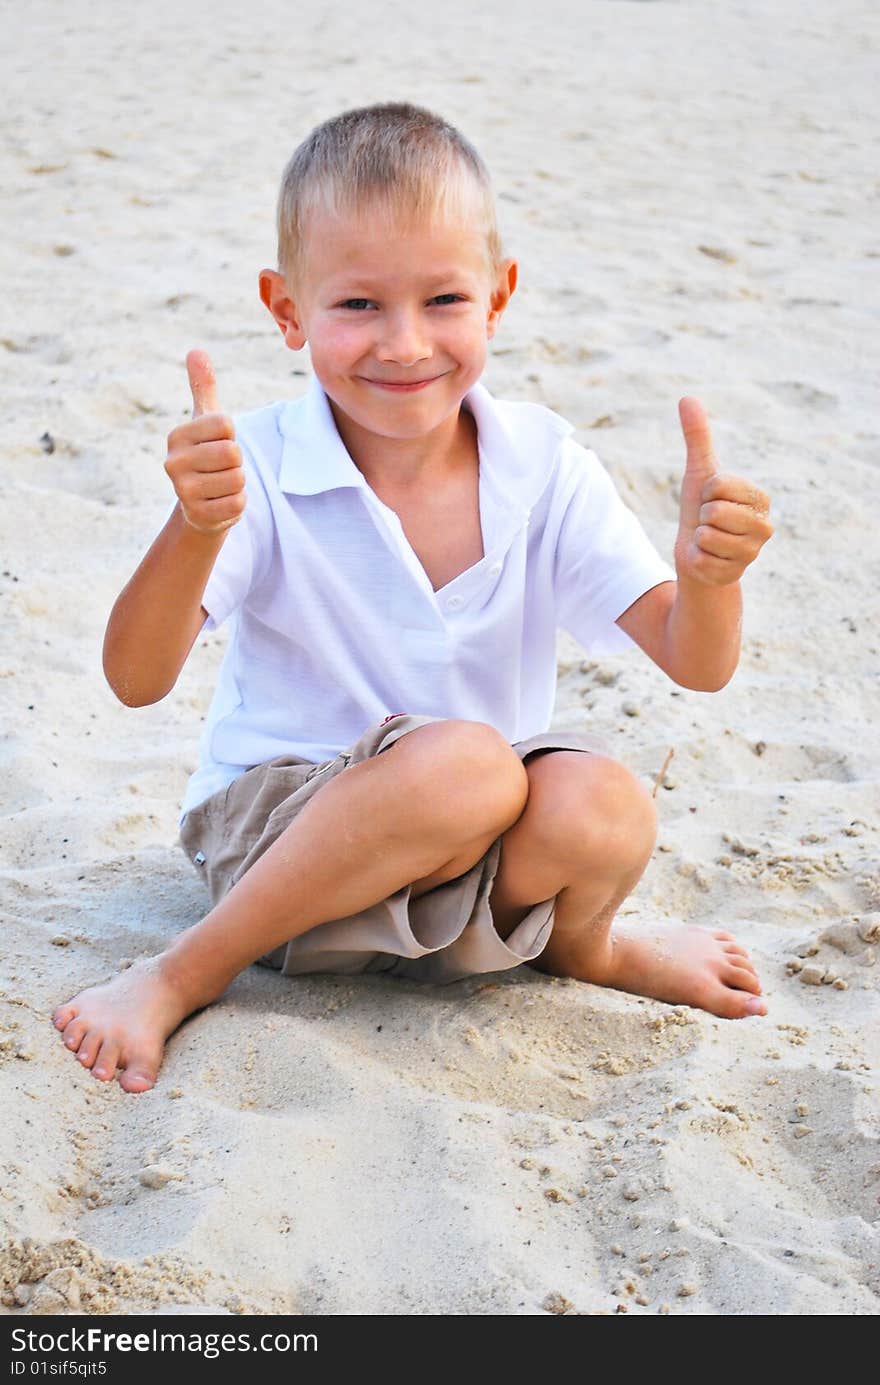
[54,103,773,1093]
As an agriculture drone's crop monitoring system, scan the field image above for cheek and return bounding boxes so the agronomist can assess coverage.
[459,326,489,361]
[443,316,488,355]
[312,317,369,361]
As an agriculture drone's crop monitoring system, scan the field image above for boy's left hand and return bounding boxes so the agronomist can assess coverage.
[674,397,773,586]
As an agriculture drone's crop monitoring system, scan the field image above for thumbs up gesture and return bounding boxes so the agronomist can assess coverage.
[164,351,247,535]
[674,397,773,586]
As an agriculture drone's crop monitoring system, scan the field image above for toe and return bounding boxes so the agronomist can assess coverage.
[92,1041,121,1082]
[721,961,762,994]
[723,941,750,960]
[119,1067,157,1094]
[62,1018,88,1052]
[724,951,758,978]
[738,992,767,1018]
[76,1031,103,1069]
[119,1044,162,1093]
[712,930,736,942]
[713,985,768,1019]
[53,1003,78,1031]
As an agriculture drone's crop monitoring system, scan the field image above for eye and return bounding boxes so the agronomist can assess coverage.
[339,298,374,311]
[430,293,465,305]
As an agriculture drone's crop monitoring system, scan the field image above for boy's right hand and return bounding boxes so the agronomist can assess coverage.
[164,350,247,535]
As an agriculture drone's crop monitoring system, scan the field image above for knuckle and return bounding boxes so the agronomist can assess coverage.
[204,439,235,467]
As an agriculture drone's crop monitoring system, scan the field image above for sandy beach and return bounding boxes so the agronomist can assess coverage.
[1,0,878,1314]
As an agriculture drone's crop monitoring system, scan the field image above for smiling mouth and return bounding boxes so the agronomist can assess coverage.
[361,375,445,392]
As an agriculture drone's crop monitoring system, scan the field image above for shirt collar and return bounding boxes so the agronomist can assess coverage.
[277,372,574,515]
[278,374,365,496]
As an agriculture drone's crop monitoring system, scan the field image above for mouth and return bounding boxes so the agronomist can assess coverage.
[360,374,445,392]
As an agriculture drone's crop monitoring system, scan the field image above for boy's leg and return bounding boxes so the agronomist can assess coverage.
[487,751,767,1019]
[54,720,528,1091]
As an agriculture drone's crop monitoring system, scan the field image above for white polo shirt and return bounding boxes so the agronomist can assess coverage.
[176,375,675,825]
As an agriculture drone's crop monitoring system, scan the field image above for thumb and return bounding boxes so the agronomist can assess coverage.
[678,396,718,483]
[186,349,220,418]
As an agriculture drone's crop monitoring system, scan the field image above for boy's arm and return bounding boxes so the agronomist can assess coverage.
[615,398,772,691]
[103,352,247,707]
[103,506,227,706]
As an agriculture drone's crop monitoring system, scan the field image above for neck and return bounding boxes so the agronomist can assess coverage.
[328,399,477,490]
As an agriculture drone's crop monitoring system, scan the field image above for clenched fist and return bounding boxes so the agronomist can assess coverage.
[164,351,247,535]
[674,397,773,586]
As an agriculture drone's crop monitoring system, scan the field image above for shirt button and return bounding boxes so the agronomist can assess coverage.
[489,562,502,576]
[447,595,463,609]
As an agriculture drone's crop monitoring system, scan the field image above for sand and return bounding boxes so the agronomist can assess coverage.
[2,0,878,1315]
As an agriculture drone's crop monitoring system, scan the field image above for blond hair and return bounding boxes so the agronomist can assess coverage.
[276,102,504,288]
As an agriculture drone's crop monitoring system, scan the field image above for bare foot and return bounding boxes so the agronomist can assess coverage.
[52,957,202,1092]
[539,923,768,1019]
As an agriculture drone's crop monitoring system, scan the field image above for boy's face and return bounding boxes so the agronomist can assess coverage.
[260,200,517,446]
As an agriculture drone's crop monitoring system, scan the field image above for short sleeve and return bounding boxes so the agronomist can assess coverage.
[554,439,676,655]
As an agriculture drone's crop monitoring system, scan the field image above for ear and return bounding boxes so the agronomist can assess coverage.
[486,258,518,339]
[259,269,307,350]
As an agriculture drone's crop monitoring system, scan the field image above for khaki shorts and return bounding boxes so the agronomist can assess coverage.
[178,714,608,985]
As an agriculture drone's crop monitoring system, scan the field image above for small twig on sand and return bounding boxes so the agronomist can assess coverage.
[652,747,676,798]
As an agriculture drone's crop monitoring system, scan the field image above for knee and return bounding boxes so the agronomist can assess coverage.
[524,752,657,877]
[391,719,529,837]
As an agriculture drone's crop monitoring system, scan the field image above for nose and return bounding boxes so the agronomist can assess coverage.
[376,309,431,367]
